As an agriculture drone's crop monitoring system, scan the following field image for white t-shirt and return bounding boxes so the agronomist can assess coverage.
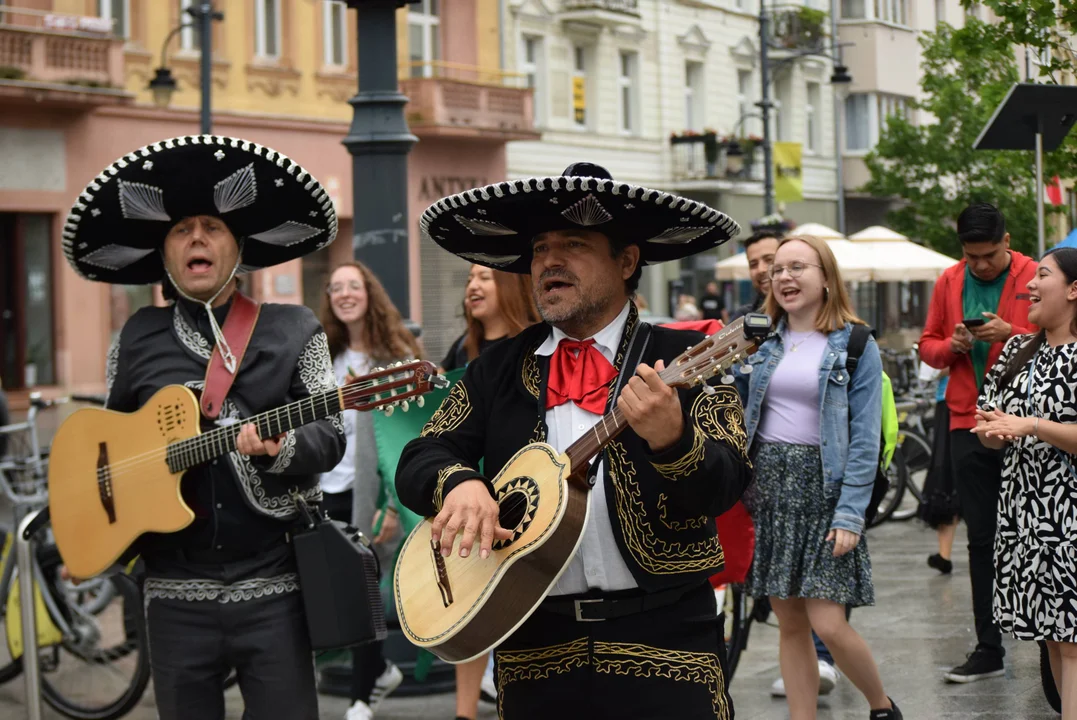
[318,348,372,495]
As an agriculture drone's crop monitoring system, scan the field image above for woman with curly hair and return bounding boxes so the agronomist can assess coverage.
[318,261,421,720]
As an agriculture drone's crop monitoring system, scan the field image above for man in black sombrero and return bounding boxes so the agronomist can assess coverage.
[397,163,752,719]
[62,136,346,719]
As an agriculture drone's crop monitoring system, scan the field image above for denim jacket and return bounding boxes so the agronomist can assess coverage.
[735,320,883,535]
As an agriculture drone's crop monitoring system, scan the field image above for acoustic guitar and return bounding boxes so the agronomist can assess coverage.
[394,315,772,663]
[49,360,444,579]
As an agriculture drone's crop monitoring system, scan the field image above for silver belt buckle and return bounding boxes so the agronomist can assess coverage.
[574,598,605,622]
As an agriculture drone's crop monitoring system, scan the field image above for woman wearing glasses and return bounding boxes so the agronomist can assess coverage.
[737,236,901,720]
[318,261,422,720]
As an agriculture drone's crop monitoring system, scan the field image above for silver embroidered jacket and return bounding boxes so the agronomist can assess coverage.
[105,297,346,557]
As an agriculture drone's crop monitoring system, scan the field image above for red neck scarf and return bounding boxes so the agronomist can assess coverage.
[546,338,617,415]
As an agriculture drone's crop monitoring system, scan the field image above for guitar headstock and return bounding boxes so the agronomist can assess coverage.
[342,360,445,415]
[660,313,772,391]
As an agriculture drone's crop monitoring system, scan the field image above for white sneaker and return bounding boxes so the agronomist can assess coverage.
[769,661,841,698]
[344,700,373,720]
[369,661,403,712]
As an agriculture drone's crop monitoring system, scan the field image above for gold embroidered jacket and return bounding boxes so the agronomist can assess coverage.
[395,308,751,591]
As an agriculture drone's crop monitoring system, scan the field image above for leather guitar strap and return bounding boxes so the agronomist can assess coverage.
[201,292,260,420]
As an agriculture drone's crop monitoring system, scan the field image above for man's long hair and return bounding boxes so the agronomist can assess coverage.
[463,270,540,362]
[320,261,422,363]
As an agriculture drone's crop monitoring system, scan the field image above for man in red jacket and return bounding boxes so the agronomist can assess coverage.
[919,202,1037,683]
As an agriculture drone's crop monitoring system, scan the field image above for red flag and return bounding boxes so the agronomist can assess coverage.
[1046,175,1064,206]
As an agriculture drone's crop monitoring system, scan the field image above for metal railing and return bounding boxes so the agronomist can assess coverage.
[767,4,828,53]
[402,60,527,89]
[561,0,641,15]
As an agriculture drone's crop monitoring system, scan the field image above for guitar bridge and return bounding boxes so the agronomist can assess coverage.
[430,539,454,608]
[96,442,116,525]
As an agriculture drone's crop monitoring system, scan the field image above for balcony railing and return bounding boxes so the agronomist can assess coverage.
[561,0,641,15]
[767,5,828,53]
[400,63,538,141]
[0,5,124,88]
[670,134,759,183]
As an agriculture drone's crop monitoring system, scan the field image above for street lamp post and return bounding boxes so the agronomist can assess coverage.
[342,0,419,319]
[147,2,223,134]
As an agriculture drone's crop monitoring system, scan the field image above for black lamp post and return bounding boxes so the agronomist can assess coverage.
[342,0,419,319]
[147,2,224,134]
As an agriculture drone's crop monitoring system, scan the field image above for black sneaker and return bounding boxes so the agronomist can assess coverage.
[943,649,1005,683]
[928,553,953,574]
[869,698,903,720]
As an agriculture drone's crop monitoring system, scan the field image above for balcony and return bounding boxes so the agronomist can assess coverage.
[0,5,130,108]
[400,62,539,142]
[559,0,641,27]
[767,5,828,55]
[669,132,761,188]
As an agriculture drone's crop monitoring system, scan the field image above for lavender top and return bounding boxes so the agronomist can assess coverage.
[756,330,829,446]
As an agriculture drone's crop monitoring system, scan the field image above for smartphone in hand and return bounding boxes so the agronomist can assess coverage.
[962,317,986,328]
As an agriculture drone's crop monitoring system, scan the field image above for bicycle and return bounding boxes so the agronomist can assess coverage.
[0,393,151,720]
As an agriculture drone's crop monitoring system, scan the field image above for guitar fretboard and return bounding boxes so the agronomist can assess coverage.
[164,388,345,473]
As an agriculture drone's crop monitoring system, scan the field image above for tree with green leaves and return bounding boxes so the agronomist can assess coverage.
[862,17,1077,259]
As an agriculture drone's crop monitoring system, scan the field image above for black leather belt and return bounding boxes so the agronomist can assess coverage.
[540,584,694,622]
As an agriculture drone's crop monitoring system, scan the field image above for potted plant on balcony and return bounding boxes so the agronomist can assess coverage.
[796,7,827,51]
[703,128,720,177]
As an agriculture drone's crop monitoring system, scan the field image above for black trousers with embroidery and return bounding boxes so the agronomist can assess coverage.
[493,582,732,720]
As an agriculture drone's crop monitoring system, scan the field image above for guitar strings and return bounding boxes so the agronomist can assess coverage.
[85,375,419,479]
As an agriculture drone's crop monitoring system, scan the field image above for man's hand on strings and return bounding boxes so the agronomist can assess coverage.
[618,360,684,453]
[236,423,282,457]
[432,479,512,560]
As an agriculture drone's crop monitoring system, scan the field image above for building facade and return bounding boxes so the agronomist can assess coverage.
[0,0,535,395]
[502,0,841,313]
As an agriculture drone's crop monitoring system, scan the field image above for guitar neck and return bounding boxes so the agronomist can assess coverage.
[563,407,629,478]
[165,388,344,473]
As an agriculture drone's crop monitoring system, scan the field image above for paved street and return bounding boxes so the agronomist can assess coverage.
[0,516,1060,719]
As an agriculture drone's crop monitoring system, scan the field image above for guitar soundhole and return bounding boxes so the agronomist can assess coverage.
[493,476,539,551]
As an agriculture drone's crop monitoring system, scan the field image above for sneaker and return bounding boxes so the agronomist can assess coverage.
[943,650,1005,683]
[770,661,839,697]
[369,661,403,711]
[927,553,953,574]
[344,700,373,720]
[869,697,903,720]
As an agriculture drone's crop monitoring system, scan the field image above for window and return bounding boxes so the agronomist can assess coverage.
[521,35,544,125]
[323,0,347,67]
[841,0,867,19]
[843,0,907,23]
[97,0,129,38]
[736,69,754,134]
[684,61,704,131]
[878,93,910,132]
[254,0,281,59]
[179,0,199,51]
[408,0,440,78]
[874,0,907,24]
[619,51,639,134]
[966,2,981,19]
[935,0,945,25]
[571,45,588,128]
[845,93,871,151]
[806,82,821,153]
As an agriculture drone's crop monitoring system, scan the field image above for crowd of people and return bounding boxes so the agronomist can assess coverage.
[46,130,1077,720]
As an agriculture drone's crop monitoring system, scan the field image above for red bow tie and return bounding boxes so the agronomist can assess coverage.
[546,338,617,415]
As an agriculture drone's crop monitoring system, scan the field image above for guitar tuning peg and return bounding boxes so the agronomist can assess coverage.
[702,384,717,395]
[383,406,394,417]
[740,363,753,375]
[720,374,735,385]
[416,396,425,408]
[400,401,410,412]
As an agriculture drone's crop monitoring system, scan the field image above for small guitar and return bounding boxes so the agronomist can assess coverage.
[394,314,772,663]
[49,360,445,579]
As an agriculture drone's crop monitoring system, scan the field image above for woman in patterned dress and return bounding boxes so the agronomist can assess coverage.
[973,247,1077,717]
[318,261,422,720]
[737,235,901,720]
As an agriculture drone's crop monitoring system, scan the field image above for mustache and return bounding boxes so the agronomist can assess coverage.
[538,270,579,285]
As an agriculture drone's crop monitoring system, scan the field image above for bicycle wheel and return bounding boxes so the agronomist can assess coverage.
[36,565,152,720]
[867,446,908,527]
[890,429,933,521]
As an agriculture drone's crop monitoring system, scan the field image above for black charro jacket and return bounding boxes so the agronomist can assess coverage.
[395,305,751,592]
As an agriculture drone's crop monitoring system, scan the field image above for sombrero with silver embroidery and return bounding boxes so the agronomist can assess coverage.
[62,135,338,285]
[419,162,740,274]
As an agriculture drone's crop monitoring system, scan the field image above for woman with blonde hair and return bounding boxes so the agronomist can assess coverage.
[318,260,421,720]
[440,264,538,720]
[737,235,901,719]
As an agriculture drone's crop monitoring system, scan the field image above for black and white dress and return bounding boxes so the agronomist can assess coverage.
[980,336,1077,642]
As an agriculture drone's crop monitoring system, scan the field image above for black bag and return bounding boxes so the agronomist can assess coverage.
[290,492,387,652]
[845,325,889,526]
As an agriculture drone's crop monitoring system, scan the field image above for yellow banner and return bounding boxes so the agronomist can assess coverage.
[773,142,803,203]
[572,76,586,125]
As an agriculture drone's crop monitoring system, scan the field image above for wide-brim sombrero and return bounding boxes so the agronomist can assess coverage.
[419,162,740,274]
[62,135,338,285]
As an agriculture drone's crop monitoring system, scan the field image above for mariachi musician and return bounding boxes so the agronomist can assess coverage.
[396,163,753,719]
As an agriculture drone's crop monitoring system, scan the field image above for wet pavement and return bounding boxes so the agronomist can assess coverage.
[0,513,1061,719]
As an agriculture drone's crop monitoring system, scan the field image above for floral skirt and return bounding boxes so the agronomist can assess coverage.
[744,442,875,607]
